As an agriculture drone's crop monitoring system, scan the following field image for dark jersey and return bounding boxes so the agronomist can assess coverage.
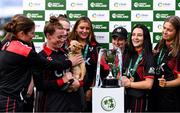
[151,43,180,112]
[35,44,84,112]
[0,39,72,101]
[82,42,99,91]
[124,51,155,112]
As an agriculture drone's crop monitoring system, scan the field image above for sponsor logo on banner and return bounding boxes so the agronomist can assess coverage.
[88,0,109,10]
[153,22,164,32]
[132,0,152,10]
[175,11,180,17]
[88,11,109,21]
[95,32,109,43]
[45,10,66,21]
[46,0,66,10]
[131,11,153,21]
[101,96,116,111]
[154,11,175,21]
[24,10,45,21]
[109,0,131,10]
[67,11,87,21]
[176,0,180,10]
[92,22,109,32]
[153,33,162,43]
[132,22,153,32]
[109,21,131,32]
[153,0,175,10]
[23,0,45,10]
[33,32,45,42]
[110,11,131,21]
[34,21,45,32]
[67,0,87,10]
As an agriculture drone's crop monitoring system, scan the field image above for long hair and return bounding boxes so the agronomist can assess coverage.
[156,16,180,57]
[68,16,97,44]
[129,23,153,67]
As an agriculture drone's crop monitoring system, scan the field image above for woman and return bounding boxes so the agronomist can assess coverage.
[68,16,100,112]
[148,16,180,112]
[35,16,84,112]
[122,24,155,112]
[58,14,70,49]
[0,15,83,112]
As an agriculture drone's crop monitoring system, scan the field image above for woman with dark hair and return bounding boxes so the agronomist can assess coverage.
[148,16,180,112]
[68,16,100,112]
[122,24,155,112]
[0,15,83,112]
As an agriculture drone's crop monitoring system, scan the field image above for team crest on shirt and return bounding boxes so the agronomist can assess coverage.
[54,71,63,77]
[148,67,155,74]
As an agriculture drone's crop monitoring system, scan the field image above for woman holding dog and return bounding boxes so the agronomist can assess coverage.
[68,16,100,112]
[34,16,85,112]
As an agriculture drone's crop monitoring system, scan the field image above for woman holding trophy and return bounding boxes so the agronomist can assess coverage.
[122,24,155,112]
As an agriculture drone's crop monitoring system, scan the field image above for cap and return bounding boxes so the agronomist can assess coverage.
[112,27,128,40]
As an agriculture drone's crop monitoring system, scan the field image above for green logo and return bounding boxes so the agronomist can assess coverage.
[101,96,116,111]
[154,11,175,21]
[92,22,109,32]
[23,10,45,21]
[33,32,45,42]
[153,33,162,43]
[132,0,153,10]
[88,0,109,10]
[176,0,180,10]
[46,0,66,10]
[132,22,153,32]
[67,11,87,21]
[110,11,131,21]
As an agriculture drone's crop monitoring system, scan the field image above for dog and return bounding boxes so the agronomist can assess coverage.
[68,40,86,81]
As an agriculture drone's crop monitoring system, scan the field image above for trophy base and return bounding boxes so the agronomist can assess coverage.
[101,78,120,88]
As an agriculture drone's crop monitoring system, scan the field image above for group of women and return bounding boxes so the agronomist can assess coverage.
[0,13,179,113]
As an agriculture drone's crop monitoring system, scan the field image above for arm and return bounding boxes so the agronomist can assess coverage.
[122,76,154,90]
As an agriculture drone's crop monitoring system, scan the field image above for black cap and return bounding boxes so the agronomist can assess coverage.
[112,27,128,40]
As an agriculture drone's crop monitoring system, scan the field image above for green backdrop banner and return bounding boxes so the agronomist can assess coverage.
[23,0,180,50]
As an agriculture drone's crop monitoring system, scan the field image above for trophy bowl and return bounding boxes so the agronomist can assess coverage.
[101,49,120,88]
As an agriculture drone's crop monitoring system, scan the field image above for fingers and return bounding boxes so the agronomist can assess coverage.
[62,72,73,83]
[158,75,166,87]
[69,55,84,66]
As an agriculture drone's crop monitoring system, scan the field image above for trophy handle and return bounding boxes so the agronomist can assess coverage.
[116,48,123,86]
[94,48,104,87]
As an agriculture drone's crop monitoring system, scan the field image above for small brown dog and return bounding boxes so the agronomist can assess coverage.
[68,40,86,81]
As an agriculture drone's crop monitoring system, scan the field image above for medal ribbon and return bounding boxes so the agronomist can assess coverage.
[83,44,89,59]
[127,51,143,78]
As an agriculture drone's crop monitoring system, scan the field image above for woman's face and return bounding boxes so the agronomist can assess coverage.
[162,22,176,42]
[76,21,91,40]
[47,29,66,50]
[112,37,126,50]
[131,28,144,49]
[24,27,35,43]
[59,20,70,39]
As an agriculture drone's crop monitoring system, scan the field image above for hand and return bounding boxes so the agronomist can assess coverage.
[69,54,84,66]
[158,75,166,87]
[85,89,92,102]
[122,76,131,88]
[69,78,80,91]
[62,72,73,83]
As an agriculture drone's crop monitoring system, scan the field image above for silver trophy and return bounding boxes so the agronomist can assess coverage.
[95,48,123,88]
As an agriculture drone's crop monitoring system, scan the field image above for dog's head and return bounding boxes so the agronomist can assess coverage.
[68,40,83,54]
